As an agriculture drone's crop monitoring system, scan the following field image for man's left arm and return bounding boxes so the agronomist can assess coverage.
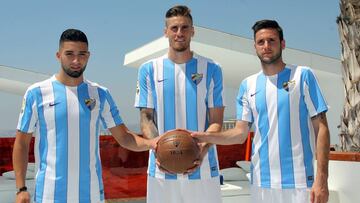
[207,107,225,133]
[200,63,225,158]
[200,107,225,157]
[186,107,224,174]
[310,112,330,203]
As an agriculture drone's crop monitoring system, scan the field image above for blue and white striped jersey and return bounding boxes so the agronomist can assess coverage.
[17,75,123,203]
[135,53,225,180]
[236,65,328,189]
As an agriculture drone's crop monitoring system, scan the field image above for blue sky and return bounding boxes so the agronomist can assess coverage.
[0,0,340,135]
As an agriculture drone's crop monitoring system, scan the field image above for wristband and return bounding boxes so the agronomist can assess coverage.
[16,186,27,195]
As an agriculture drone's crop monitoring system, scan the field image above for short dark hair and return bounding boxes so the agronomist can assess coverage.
[165,5,193,25]
[59,28,88,47]
[252,20,283,41]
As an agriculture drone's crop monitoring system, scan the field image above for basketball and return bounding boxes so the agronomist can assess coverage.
[156,129,200,174]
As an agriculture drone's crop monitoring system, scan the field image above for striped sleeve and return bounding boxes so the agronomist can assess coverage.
[99,88,123,129]
[17,88,38,133]
[236,79,253,122]
[134,62,154,109]
[302,68,328,117]
[207,62,225,108]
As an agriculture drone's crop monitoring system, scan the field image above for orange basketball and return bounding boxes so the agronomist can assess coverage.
[156,129,200,174]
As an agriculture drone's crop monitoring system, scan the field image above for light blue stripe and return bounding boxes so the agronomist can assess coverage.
[52,81,68,202]
[188,166,201,179]
[96,117,105,200]
[255,74,271,188]
[163,59,177,180]
[236,81,247,120]
[148,151,156,177]
[205,62,221,178]
[300,70,314,187]
[277,68,295,188]
[164,170,177,180]
[145,65,156,178]
[185,59,198,131]
[250,141,254,185]
[78,84,91,202]
[99,89,107,129]
[138,62,153,107]
[138,63,149,107]
[207,63,224,107]
[185,59,201,179]
[34,87,47,202]
[202,110,219,178]
[205,65,210,106]
[208,145,219,177]
[97,88,105,200]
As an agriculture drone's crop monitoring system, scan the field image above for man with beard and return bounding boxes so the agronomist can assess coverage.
[134,5,225,203]
[13,28,157,203]
[191,20,330,203]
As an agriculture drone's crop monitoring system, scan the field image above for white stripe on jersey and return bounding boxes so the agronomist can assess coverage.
[175,63,186,128]
[153,56,165,179]
[266,75,282,188]
[195,55,208,133]
[246,74,261,186]
[155,56,164,136]
[102,99,114,128]
[308,116,316,163]
[66,86,80,201]
[208,74,215,108]
[29,102,38,132]
[146,74,153,108]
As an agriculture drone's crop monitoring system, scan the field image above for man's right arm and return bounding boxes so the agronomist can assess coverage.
[13,130,32,202]
[192,120,250,145]
[140,108,158,139]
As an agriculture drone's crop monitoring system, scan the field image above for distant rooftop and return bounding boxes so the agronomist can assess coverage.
[124,26,341,89]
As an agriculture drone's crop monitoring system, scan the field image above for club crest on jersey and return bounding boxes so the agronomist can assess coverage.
[191,73,203,85]
[85,98,96,111]
[282,80,295,91]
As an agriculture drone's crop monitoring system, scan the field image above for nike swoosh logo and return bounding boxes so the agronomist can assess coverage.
[157,79,166,82]
[250,91,259,97]
[49,102,60,107]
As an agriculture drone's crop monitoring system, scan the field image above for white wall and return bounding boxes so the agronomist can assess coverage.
[326,160,360,203]
[315,70,343,145]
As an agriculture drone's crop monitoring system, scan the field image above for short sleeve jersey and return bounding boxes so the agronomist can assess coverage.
[17,75,123,203]
[236,65,328,189]
[135,53,225,180]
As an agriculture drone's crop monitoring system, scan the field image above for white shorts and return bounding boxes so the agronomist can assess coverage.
[147,176,222,203]
[251,185,310,203]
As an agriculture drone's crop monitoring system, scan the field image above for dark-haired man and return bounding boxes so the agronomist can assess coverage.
[13,28,156,203]
[192,20,330,203]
